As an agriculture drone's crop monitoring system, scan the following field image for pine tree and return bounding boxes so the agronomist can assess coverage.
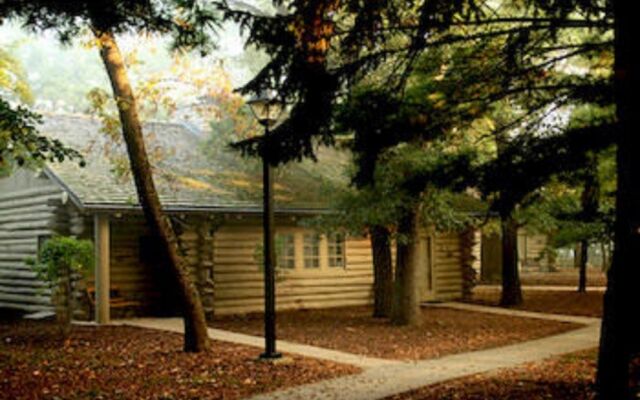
[1,0,220,352]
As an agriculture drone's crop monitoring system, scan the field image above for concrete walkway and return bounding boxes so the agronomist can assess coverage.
[429,301,600,325]
[118,318,396,369]
[118,303,601,400]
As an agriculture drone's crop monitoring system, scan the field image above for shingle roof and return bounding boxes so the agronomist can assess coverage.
[42,114,350,213]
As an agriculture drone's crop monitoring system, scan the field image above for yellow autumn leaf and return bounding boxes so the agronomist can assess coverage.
[483,117,496,131]
[427,92,444,102]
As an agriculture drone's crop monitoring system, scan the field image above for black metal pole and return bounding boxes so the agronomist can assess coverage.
[261,124,281,360]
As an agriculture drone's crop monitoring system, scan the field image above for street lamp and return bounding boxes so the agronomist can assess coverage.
[247,92,284,360]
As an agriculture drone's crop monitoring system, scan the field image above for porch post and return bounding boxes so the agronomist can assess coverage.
[94,214,110,324]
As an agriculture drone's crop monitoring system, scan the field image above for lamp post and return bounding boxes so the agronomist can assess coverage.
[247,93,284,360]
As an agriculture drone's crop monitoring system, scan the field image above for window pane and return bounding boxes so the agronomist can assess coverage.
[304,233,320,268]
[277,233,295,269]
[328,233,345,268]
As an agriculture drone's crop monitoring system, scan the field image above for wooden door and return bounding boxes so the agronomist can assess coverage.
[419,233,436,302]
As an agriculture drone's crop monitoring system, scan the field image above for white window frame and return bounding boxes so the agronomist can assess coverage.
[303,233,321,269]
[327,233,346,268]
[269,229,350,273]
[276,232,296,269]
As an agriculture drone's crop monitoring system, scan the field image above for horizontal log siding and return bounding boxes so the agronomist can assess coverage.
[0,171,63,312]
[105,218,157,307]
[471,230,482,273]
[97,216,216,317]
[213,225,374,315]
[432,233,464,301]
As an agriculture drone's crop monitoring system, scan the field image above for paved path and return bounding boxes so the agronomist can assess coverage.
[118,303,601,400]
[118,318,395,369]
[429,301,600,325]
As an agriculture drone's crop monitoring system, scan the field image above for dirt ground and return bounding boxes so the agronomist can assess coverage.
[469,287,603,317]
[0,320,358,400]
[387,349,599,400]
[213,306,578,360]
[387,349,640,400]
[520,268,607,287]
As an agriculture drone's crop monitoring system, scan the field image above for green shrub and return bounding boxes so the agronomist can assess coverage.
[27,236,93,334]
[29,236,94,283]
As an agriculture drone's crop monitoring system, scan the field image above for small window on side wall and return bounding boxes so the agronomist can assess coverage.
[328,233,346,268]
[36,235,52,261]
[303,233,320,269]
[277,233,295,269]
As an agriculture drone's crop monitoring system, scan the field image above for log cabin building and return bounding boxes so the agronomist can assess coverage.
[0,114,476,321]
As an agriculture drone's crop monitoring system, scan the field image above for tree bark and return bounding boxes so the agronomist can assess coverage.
[499,213,522,306]
[596,0,640,397]
[391,209,422,326]
[578,153,599,293]
[94,30,209,352]
[600,242,609,271]
[546,247,557,272]
[371,225,393,318]
[578,239,588,293]
[574,242,583,270]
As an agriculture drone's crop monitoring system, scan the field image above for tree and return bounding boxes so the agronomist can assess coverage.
[1,0,220,352]
[596,1,640,397]
[222,0,630,392]
[1,45,81,172]
[1,100,83,172]
[329,43,493,324]
[520,150,613,292]
[95,29,210,352]
[574,152,603,292]
[370,225,394,318]
[225,0,608,312]
[0,45,32,104]
[28,237,93,337]
[493,122,523,306]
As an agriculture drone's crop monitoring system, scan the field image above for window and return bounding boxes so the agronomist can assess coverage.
[277,233,295,269]
[36,235,51,261]
[328,233,346,268]
[303,233,320,269]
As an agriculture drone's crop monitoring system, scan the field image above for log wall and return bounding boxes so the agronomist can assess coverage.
[213,224,374,315]
[213,224,466,315]
[431,232,465,301]
[0,168,467,316]
[92,216,216,318]
[0,169,63,312]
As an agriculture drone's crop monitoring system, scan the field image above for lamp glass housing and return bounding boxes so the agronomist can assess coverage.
[247,95,283,127]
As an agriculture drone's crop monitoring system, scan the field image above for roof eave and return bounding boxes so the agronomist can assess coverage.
[42,167,86,211]
[80,202,334,216]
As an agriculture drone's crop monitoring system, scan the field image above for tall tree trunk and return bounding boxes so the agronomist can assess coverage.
[391,209,422,326]
[371,225,393,318]
[601,242,609,271]
[578,153,599,293]
[546,247,557,272]
[578,239,588,293]
[494,129,522,307]
[596,0,640,397]
[500,213,522,306]
[574,242,583,270]
[94,30,209,352]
